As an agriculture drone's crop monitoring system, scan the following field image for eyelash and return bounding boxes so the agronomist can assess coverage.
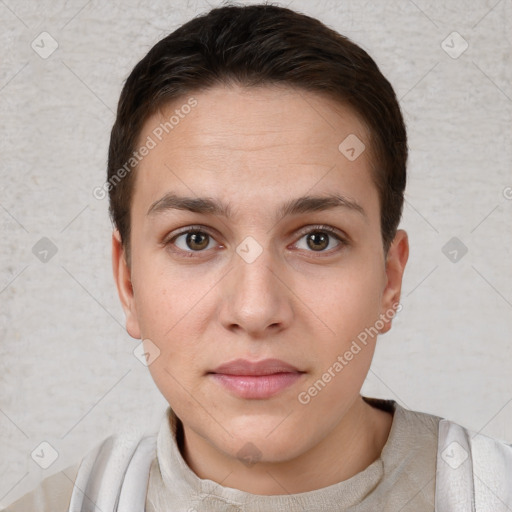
[163,224,348,258]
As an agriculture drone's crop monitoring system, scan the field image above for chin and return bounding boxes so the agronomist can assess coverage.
[220,417,312,463]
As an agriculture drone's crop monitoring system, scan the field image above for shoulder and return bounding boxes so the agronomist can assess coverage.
[383,399,442,449]
[1,461,81,512]
[437,418,512,469]
[436,418,512,509]
[72,429,157,511]
[2,429,158,512]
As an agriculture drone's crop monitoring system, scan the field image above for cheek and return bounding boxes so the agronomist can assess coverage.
[132,265,212,371]
[142,311,205,409]
[302,259,384,342]
[132,257,205,336]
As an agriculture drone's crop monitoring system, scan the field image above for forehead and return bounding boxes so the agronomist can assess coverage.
[132,84,378,221]
[140,84,371,155]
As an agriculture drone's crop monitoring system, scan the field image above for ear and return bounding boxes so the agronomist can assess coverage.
[112,230,141,339]
[379,229,409,334]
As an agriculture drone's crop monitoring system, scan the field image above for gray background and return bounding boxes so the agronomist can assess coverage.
[1,0,511,505]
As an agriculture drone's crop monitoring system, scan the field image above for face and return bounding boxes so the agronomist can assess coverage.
[113,84,408,464]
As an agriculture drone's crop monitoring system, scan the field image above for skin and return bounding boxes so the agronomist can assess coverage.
[112,84,409,495]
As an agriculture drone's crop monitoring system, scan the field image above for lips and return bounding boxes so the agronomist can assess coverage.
[210,358,302,376]
[208,358,305,399]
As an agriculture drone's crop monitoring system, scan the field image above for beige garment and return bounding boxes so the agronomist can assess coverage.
[2,397,441,511]
[2,462,81,512]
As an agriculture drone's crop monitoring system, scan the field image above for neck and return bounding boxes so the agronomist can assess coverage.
[179,396,393,495]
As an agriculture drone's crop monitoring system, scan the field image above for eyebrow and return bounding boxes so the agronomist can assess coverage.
[147,192,366,222]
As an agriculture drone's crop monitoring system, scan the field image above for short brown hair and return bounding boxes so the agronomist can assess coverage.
[107,3,407,261]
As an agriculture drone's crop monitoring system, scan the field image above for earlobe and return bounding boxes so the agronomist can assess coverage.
[379,229,409,334]
[112,230,141,339]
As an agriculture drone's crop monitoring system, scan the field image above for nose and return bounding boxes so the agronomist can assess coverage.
[217,239,293,338]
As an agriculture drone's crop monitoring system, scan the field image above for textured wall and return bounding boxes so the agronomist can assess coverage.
[0,0,511,505]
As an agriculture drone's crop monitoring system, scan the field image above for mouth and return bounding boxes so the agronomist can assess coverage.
[208,358,306,399]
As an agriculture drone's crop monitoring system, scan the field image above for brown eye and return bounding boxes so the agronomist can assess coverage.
[170,229,216,253]
[295,226,344,253]
[185,232,210,250]
[306,232,329,251]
